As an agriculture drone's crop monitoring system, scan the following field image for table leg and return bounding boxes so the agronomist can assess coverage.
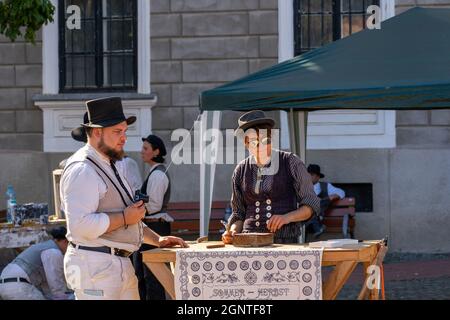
[358,247,387,301]
[323,261,358,300]
[145,262,176,300]
[357,262,371,300]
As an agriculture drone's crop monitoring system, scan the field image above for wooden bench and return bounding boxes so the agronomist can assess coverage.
[0,209,5,223]
[169,201,229,241]
[322,197,356,239]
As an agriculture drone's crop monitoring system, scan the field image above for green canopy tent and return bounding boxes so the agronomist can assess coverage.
[196,8,450,237]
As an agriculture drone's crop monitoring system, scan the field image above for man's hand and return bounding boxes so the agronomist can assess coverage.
[124,200,146,225]
[267,214,291,233]
[329,194,340,202]
[158,236,189,248]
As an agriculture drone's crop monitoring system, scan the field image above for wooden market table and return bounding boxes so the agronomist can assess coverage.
[0,218,66,250]
[142,240,385,300]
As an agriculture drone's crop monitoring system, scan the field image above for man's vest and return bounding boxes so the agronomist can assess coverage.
[140,164,171,214]
[318,182,329,199]
[64,154,143,252]
[12,240,59,288]
[317,182,331,217]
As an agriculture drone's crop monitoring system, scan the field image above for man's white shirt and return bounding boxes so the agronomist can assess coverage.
[60,144,136,247]
[313,182,346,199]
[144,164,173,222]
[1,248,69,300]
[121,157,142,191]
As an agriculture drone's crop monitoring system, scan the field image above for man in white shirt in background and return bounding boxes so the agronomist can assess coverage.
[307,164,346,238]
[61,97,187,300]
[0,227,72,300]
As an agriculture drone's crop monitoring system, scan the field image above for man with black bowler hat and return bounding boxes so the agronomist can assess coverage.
[70,112,143,191]
[60,97,188,300]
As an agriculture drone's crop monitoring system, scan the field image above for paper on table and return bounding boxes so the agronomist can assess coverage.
[308,239,358,248]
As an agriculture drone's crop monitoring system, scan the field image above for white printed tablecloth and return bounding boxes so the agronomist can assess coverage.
[174,247,323,300]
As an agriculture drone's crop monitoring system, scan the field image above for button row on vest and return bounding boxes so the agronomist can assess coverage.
[255,213,272,220]
[256,199,272,206]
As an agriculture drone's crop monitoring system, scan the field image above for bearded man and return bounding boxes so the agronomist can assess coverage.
[60,97,188,300]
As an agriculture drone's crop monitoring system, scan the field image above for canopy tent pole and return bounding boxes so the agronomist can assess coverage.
[288,109,308,164]
[199,111,222,237]
[288,109,308,244]
[297,110,308,164]
[287,108,297,154]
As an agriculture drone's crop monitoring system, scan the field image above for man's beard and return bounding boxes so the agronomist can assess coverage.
[98,134,125,161]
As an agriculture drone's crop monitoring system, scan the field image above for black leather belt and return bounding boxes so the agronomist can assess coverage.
[69,242,133,258]
[143,217,166,223]
[0,277,30,284]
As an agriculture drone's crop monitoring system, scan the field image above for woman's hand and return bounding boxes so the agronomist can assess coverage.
[158,236,189,248]
[222,229,237,244]
[267,214,291,233]
[222,221,243,243]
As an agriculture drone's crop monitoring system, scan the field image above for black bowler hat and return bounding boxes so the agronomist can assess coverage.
[71,112,89,143]
[307,164,325,178]
[234,110,275,136]
[142,134,167,157]
[81,97,136,128]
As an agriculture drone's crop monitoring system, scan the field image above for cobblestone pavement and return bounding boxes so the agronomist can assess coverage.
[337,276,450,300]
[384,252,450,264]
[334,252,450,300]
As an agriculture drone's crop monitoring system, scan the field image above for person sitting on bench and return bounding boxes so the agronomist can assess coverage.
[307,164,346,238]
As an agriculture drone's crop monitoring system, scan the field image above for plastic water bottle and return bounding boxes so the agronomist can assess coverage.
[5,185,17,224]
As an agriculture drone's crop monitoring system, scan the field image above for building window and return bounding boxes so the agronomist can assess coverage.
[59,0,137,92]
[334,183,373,212]
[294,0,380,55]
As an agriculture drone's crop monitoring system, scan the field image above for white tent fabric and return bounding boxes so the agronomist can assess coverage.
[199,111,222,237]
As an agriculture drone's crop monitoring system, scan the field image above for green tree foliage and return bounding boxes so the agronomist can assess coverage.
[0,0,55,44]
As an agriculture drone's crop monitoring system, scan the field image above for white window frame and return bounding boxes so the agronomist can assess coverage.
[43,0,150,94]
[278,0,396,150]
[37,0,154,152]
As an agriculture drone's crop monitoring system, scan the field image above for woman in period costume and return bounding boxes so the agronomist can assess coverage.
[132,134,173,300]
[222,110,320,244]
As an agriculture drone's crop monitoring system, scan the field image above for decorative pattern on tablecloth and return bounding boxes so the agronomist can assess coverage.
[175,248,323,300]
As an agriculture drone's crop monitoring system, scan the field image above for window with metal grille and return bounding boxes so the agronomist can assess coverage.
[59,0,137,92]
[294,0,380,55]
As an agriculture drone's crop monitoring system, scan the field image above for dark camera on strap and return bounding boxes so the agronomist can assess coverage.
[134,190,149,204]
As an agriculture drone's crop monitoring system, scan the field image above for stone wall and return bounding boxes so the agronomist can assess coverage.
[395,0,450,147]
[149,0,279,148]
[308,148,450,253]
[0,31,43,151]
[147,0,280,204]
